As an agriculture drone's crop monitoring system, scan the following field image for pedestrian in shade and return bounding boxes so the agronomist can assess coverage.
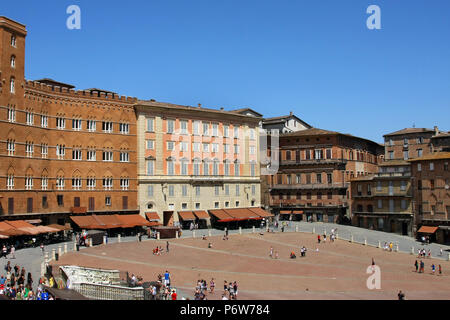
[166,241,169,253]
[438,265,442,275]
[414,260,418,272]
[398,290,405,300]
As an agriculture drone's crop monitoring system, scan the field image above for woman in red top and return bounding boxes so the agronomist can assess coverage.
[171,290,177,300]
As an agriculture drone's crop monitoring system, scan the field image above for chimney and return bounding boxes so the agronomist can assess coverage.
[220,107,224,111]
[434,126,439,135]
[198,103,202,108]
[290,111,293,116]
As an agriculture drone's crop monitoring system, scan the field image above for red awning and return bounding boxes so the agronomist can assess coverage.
[145,212,160,221]
[292,211,304,214]
[71,207,87,214]
[70,216,100,229]
[178,211,196,221]
[248,207,274,218]
[417,226,439,234]
[280,211,292,214]
[209,210,233,220]
[193,211,210,219]
[115,214,152,228]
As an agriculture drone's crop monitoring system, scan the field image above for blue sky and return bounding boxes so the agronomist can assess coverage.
[1,0,449,143]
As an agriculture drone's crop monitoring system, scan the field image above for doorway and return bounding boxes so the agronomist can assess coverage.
[402,222,408,236]
[163,211,174,226]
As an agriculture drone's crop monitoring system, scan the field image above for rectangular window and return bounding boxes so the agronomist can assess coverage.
[213,161,219,176]
[296,174,301,184]
[202,122,209,136]
[235,201,240,207]
[182,203,188,210]
[316,173,322,184]
[224,162,230,176]
[26,112,34,125]
[7,107,16,122]
[417,149,423,157]
[212,143,219,153]
[401,199,407,210]
[72,119,82,131]
[147,118,154,132]
[327,173,332,184]
[87,120,96,132]
[224,125,229,137]
[57,195,64,207]
[252,185,256,196]
[7,140,15,156]
[167,120,175,133]
[315,149,323,160]
[212,123,219,136]
[378,199,383,209]
[102,151,113,161]
[103,178,113,190]
[389,151,394,160]
[25,177,33,190]
[306,174,311,184]
[202,143,209,153]
[249,146,256,155]
[120,123,129,134]
[41,115,48,128]
[215,186,220,196]
[203,162,209,175]
[417,163,422,171]
[147,185,154,197]
[40,144,48,159]
[224,144,229,154]
[102,121,113,133]
[305,150,311,160]
[181,160,188,175]
[168,185,174,197]
[72,178,82,190]
[249,128,255,140]
[182,185,188,197]
[87,178,96,190]
[105,196,111,206]
[167,161,174,175]
[120,152,129,162]
[234,126,239,138]
[193,162,200,176]
[195,186,201,197]
[193,121,200,135]
[235,185,240,196]
[56,178,65,190]
[146,140,154,150]
[403,151,409,160]
[225,185,230,195]
[377,181,382,191]
[234,144,239,154]
[87,150,96,161]
[430,163,434,171]
[167,141,175,151]
[430,179,434,190]
[26,143,34,158]
[147,160,155,175]
[72,149,82,160]
[250,163,256,177]
[326,149,332,159]
[234,162,240,176]
[41,177,48,191]
[400,180,406,191]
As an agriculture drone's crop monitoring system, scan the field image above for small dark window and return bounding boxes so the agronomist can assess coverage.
[57,195,64,207]
[123,196,128,210]
[74,197,81,207]
[8,198,14,214]
[42,196,48,209]
[89,197,95,211]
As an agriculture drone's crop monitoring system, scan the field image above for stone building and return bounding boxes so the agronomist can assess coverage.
[0,17,138,225]
[262,112,312,134]
[266,128,384,223]
[409,152,450,244]
[350,160,414,236]
[135,101,262,227]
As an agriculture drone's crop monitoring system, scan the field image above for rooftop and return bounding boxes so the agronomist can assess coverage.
[34,78,75,89]
[383,128,434,137]
[378,160,410,166]
[408,152,450,162]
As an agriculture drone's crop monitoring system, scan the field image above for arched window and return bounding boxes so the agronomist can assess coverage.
[11,35,16,47]
[11,55,15,68]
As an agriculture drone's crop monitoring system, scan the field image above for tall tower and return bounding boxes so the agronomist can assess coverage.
[0,16,27,107]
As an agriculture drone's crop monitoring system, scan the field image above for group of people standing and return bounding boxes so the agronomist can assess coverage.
[0,260,43,299]
[414,260,442,275]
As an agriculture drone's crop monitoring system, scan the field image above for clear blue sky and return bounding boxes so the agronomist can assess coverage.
[2,0,449,143]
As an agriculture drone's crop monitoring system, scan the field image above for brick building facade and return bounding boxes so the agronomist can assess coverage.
[0,17,138,225]
[265,128,384,223]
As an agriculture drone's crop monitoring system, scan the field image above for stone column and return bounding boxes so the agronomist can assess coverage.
[64,243,67,254]
[411,247,414,255]
[239,227,242,235]
[252,226,255,234]
[364,238,367,246]
[350,234,353,243]
[103,236,107,245]
[89,238,93,247]
[73,242,77,251]
[312,227,315,234]
[296,225,299,232]
[45,252,49,263]
[58,246,62,257]
[395,244,399,252]
[118,234,121,243]
[192,231,196,238]
[157,232,160,240]
[52,248,56,261]
[378,241,381,249]
[175,231,179,239]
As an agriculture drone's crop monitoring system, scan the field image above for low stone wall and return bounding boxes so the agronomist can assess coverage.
[71,282,145,300]
[60,265,122,286]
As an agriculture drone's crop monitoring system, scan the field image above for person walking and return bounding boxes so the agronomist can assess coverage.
[210,278,215,294]
[269,247,273,258]
[317,235,321,244]
[371,258,375,266]
[166,241,169,253]
[420,260,425,273]
[414,260,418,272]
[431,264,436,275]
[9,246,15,259]
[438,264,442,275]
[40,243,44,255]
[2,245,7,259]
[398,290,405,300]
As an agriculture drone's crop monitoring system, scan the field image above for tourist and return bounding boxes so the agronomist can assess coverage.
[427,249,431,259]
[10,246,15,259]
[431,264,436,275]
[27,273,33,289]
[398,290,405,300]
[164,270,171,287]
[224,280,228,294]
[208,242,212,248]
[275,251,279,259]
[323,234,327,243]
[389,242,393,252]
[420,260,425,273]
[171,289,177,300]
[2,245,7,259]
[233,281,238,299]
[317,235,321,244]
[269,246,273,258]
[290,252,296,259]
[371,258,375,266]
[210,278,215,293]
[166,241,170,253]
[228,281,234,298]
[438,264,442,275]
[151,285,157,300]
[414,260,418,272]
[439,248,443,256]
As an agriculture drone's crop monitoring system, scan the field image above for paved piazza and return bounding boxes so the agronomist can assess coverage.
[51,229,450,300]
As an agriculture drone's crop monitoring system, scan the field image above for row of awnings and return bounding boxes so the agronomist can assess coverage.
[209,208,273,223]
[70,214,158,230]
[0,220,70,238]
[177,210,210,221]
[280,210,304,215]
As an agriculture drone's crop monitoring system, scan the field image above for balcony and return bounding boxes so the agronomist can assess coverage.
[375,172,411,178]
[281,158,348,166]
[270,199,348,208]
[270,183,348,190]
